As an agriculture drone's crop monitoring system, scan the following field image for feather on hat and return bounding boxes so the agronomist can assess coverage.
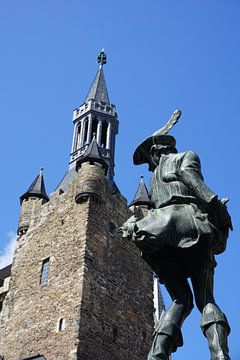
[133,109,181,165]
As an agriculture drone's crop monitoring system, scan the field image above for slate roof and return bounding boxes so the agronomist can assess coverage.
[85,66,110,105]
[0,263,12,286]
[55,167,78,193]
[76,137,108,173]
[129,176,150,207]
[108,179,121,195]
[20,171,49,204]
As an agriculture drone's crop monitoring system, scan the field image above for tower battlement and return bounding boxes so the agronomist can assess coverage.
[73,99,117,121]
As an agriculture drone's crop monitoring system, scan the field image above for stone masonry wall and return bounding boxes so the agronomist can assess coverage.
[18,197,45,234]
[0,170,90,359]
[0,162,154,360]
[76,163,154,359]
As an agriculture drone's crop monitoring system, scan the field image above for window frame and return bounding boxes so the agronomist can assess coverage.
[40,257,50,286]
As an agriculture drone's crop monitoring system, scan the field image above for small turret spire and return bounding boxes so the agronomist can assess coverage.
[129,176,150,207]
[20,170,49,204]
[76,137,108,174]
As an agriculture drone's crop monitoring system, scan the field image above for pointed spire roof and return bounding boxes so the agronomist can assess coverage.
[129,176,150,207]
[20,169,49,204]
[85,50,110,105]
[76,137,108,173]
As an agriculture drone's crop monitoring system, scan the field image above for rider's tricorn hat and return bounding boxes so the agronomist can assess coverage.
[133,109,181,166]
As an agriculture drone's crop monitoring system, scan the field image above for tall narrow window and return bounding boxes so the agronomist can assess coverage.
[57,318,65,332]
[101,121,108,147]
[84,119,89,144]
[112,327,118,343]
[0,296,4,313]
[76,123,81,149]
[92,118,98,140]
[40,257,50,285]
[108,223,116,235]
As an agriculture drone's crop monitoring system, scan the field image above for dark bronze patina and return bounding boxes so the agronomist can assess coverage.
[120,110,232,360]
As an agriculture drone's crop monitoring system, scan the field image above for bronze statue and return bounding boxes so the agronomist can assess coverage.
[119,110,232,360]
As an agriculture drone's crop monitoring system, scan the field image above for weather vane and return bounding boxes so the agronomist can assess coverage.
[97,49,107,68]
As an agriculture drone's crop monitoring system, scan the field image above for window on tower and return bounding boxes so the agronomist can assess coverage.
[84,118,89,144]
[76,123,81,149]
[57,317,65,332]
[92,118,98,140]
[108,222,116,235]
[40,257,50,285]
[101,121,108,147]
[0,295,5,313]
[112,327,118,343]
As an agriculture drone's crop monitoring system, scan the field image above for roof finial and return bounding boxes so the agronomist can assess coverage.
[39,167,44,176]
[97,49,107,69]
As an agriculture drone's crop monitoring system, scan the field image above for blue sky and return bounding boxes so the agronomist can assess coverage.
[0,0,239,358]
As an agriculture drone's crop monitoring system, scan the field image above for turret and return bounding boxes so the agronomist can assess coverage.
[129,176,150,215]
[76,136,108,175]
[75,137,108,205]
[18,169,49,236]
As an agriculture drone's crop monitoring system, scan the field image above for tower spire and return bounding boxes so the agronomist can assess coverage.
[85,49,110,105]
[56,51,119,193]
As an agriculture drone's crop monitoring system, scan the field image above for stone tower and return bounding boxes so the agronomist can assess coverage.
[0,51,156,360]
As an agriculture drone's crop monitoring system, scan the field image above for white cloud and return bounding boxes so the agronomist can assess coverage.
[0,231,17,268]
